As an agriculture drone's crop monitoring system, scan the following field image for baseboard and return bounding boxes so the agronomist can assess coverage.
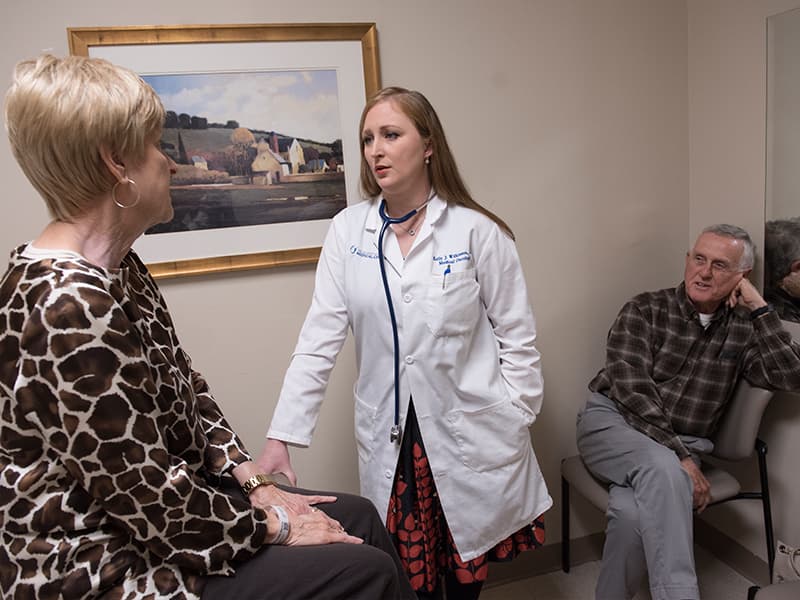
[694,518,770,586]
[485,533,605,588]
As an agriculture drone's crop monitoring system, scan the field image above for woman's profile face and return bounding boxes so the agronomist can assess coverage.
[126,138,176,228]
[361,100,430,199]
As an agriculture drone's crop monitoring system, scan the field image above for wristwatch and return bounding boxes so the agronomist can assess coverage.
[749,304,774,320]
[240,473,277,496]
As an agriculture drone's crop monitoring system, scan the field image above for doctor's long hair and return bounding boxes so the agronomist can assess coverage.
[358,86,514,240]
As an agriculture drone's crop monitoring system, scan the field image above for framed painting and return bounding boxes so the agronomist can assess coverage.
[68,23,380,278]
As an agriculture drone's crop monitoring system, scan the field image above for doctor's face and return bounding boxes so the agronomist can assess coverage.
[361,100,431,200]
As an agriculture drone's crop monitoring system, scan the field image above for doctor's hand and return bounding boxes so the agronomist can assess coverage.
[256,438,298,486]
[680,457,711,513]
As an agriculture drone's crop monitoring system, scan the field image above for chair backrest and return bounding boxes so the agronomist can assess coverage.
[711,379,774,461]
[782,318,800,341]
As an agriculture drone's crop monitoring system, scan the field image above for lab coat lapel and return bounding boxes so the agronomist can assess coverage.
[406,194,444,251]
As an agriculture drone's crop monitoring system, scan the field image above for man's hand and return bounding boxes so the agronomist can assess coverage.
[727,278,768,311]
[680,457,711,513]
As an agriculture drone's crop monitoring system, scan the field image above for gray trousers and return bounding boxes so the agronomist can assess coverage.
[576,393,709,600]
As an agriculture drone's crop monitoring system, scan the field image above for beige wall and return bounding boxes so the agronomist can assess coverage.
[688,0,800,563]
[13,0,777,558]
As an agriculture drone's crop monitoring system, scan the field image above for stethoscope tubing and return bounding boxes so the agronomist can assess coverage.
[377,199,422,444]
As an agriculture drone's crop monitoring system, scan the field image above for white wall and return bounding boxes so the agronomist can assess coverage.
[688,0,800,563]
[0,0,690,552]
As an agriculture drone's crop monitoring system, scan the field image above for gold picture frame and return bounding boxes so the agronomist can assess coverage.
[68,23,381,279]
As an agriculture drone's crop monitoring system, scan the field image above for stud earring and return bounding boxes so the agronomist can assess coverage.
[425,156,430,165]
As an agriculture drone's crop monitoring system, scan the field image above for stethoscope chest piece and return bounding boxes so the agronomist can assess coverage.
[390,424,402,444]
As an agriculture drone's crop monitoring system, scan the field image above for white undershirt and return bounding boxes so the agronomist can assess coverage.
[22,243,86,261]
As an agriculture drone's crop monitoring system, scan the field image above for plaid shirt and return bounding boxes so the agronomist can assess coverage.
[589,283,800,459]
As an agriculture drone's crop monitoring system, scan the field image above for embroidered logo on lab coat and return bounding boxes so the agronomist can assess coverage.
[350,245,379,260]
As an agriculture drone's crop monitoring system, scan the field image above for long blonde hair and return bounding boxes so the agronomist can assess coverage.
[358,87,514,239]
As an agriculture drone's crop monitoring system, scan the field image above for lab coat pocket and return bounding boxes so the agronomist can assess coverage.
[354,393,380,463]
[424,268,481,337]
[447,400,530,472]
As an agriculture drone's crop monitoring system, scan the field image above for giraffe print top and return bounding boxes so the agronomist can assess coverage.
[0,244,270,599]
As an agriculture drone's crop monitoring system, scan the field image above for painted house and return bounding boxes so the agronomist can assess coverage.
[251,136,290,183]
[288,139,305,174]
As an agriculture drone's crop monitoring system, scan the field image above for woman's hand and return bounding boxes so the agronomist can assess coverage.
[233,459,336,516]
[279,507,363,546]
[256,438,297,486]
[249,484,337,516]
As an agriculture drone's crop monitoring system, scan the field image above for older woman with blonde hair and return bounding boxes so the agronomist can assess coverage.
[0,54,414,600]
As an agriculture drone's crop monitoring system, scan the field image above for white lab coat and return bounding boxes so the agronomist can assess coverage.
[268,194,552,561]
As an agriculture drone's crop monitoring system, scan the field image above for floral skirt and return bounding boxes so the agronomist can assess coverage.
[385,402,545,593]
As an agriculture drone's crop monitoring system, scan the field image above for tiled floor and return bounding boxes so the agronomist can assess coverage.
[481,545,756,599]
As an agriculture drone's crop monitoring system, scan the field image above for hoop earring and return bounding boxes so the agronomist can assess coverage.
[112,177,141,209]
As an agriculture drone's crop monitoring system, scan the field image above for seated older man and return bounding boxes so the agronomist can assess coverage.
[577,224,800,600]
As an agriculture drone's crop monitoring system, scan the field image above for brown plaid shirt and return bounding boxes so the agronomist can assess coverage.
[589,283,800,459]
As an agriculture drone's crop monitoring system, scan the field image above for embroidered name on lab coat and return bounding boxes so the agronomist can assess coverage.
[433,251,472,266]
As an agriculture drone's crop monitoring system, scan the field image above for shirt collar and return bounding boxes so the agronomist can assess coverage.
[676,281,729,323]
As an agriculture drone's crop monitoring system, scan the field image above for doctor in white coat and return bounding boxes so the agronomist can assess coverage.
[258,87,552,600]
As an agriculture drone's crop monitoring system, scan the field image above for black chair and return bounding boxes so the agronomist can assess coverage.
[561,379,776,582]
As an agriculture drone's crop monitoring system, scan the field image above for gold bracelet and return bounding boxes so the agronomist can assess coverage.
[241,473,277,496]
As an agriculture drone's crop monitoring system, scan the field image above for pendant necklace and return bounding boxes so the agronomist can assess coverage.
[390,189,434,236]
[396,209,424,236]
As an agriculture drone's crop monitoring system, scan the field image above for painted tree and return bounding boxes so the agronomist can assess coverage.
[228,127,256,177]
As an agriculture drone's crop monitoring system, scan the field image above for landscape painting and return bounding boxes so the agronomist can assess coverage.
[69,23,380,277]
[142,69,347,236]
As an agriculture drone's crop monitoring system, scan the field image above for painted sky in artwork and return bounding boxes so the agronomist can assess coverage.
[143,69,342,143]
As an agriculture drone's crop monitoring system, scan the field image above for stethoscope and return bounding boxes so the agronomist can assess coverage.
[377,195,431,444]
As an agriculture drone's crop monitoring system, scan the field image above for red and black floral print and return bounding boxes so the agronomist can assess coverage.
[386,402,545,593]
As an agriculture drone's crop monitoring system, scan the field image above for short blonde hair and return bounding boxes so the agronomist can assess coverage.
[5,54,164,221]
